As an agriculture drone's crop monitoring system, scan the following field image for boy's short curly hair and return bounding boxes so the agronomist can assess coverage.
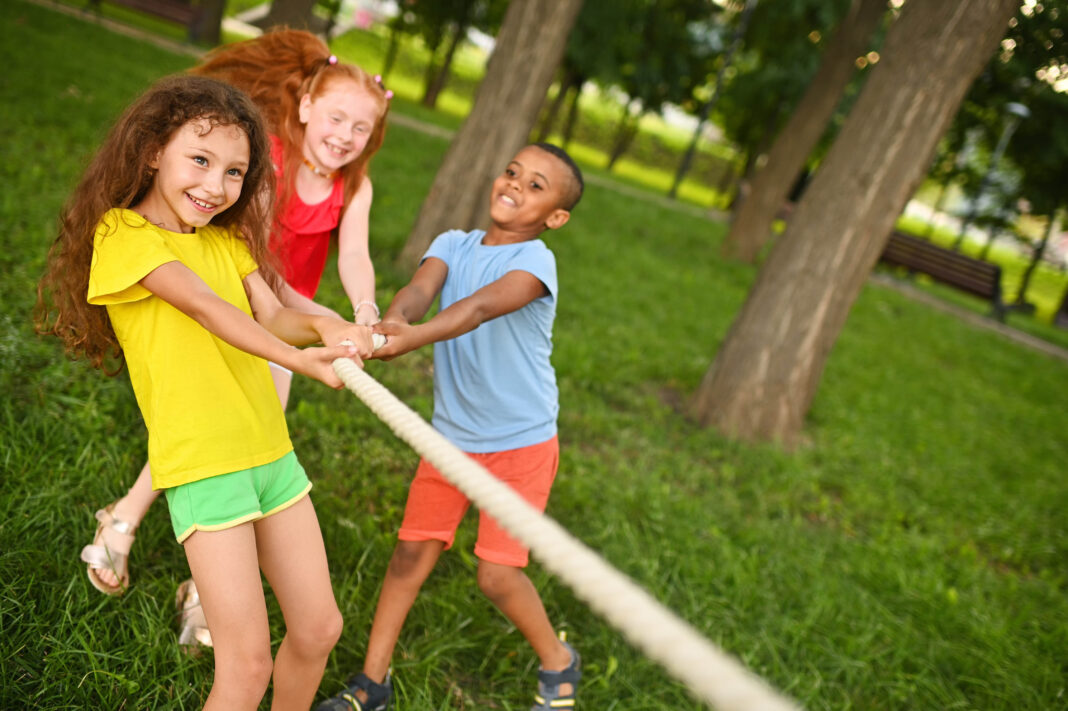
[532,142,584,210]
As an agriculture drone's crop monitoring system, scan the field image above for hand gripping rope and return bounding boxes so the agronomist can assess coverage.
[333,346,801,711]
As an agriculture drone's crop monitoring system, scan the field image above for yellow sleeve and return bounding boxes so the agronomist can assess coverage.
[87,210,178,306]
[224,230,260,280]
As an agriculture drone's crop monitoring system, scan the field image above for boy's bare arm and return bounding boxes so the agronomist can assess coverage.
[380,257,449,324]
[373,269,547,359]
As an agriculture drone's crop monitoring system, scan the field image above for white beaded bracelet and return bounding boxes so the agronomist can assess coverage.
[354,301,380,319]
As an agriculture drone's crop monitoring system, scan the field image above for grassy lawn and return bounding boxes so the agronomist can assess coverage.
[3,2,1067,710]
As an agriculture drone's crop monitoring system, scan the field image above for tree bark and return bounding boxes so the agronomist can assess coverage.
[605,105,642,170]
[537,68,582,142]
[423,19,469,109]
[721,0,887,263]
[668,0,757,199]
[190,0,224,45]
[561,79,584,147]
[398,0,584,271]
[1015,210,1058,304]
[691,0,1019,446]
[261,0,320,30]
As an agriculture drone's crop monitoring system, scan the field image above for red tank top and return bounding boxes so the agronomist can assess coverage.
[270,135,345,298]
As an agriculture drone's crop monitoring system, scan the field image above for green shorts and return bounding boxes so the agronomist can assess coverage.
[165,451,312,543]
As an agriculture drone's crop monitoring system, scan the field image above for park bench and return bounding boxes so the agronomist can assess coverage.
[878,230,1007,321]
[86,0,205,42]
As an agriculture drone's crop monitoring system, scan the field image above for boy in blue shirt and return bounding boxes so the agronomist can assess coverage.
[318,143,583,711]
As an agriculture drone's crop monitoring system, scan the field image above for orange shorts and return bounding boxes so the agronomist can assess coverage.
[398,435,559,567]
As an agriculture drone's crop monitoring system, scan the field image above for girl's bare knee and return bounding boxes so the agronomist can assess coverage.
[216,647,273,701]
[289,605,343,659]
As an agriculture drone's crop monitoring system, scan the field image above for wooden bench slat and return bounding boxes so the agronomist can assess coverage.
[879,231,1005,320]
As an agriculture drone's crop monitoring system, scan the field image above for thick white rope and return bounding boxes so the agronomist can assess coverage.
[333,354,801,711]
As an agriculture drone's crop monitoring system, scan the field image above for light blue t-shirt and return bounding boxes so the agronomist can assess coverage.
[423,229,558,452]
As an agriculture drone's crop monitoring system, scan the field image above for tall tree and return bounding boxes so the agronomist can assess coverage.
[604,0,722,171]
[260,0,319,30]
[690,0,1019,446]
[398,0,584,271]
[720,0,887,262]
[668,0,757,198]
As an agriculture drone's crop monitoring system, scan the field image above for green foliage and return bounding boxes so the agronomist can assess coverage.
[948,0,1068,220]
[3,3,1068,710]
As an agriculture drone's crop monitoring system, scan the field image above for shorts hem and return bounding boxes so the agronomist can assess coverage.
[474,544,528,568]
[175,511,260,543]
[173,483,312,543]
[262,482,312,518]
[398,528,454,550]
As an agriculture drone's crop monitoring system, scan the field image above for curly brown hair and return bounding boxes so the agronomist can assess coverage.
[35,75,278,375]
[192,29,390,221]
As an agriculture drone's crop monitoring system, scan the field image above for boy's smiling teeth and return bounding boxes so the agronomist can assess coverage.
[499,194,517,207]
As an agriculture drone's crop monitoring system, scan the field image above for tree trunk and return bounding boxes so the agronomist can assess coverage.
[561,80,584,147]
[261,0,320,30]
[721,0,887,263]
[1055,283,1068,329]
[382,19,404,78]
[605,105,641,170]
[423,19,469,109]
[668,0,757,199]
[691,0,1019,446]
[190,0,224,45]
[537,68,582,142]
[1015,211,1058,304]
[924,178,951,238]
[398,0,584,271]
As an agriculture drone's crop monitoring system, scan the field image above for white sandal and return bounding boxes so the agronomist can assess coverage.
[176,578,213,650]
[80,503,135,595]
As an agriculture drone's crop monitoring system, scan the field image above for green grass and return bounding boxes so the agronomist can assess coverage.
[3,2,1068,709]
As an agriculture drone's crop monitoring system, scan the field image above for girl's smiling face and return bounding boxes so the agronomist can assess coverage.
[298,79,382,175]
[135,118,250,233]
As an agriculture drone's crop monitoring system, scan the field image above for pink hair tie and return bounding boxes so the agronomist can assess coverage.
[328,55,338,65]
[373,75,393,100]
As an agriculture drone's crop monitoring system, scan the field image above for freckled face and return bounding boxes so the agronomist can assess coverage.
[299,79,382,174]
[137,119,250,233]
[489,147,571,234]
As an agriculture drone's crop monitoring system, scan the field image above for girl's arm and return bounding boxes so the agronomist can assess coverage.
[140,261,369,388]
[277,280,344,320]
[372,264,547,360]
[336,176,378,326]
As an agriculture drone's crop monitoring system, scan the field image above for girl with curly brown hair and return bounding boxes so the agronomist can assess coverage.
[75,31,392,613]
[36,73,376,709]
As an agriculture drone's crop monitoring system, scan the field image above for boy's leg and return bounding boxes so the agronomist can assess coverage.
[362,538,445,682]
[477,561,574,694]
[255,495,343,711]
[183,524,274,711]
[316,538,443,710]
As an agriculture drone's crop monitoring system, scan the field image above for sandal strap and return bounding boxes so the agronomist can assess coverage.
[537,641,581,686]
[80,543,129,570]
[317,672,392,711]
[533,642,580,709]
[96,507,136,536]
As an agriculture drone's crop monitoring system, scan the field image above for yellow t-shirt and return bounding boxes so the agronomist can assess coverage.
[88,209,292,490]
